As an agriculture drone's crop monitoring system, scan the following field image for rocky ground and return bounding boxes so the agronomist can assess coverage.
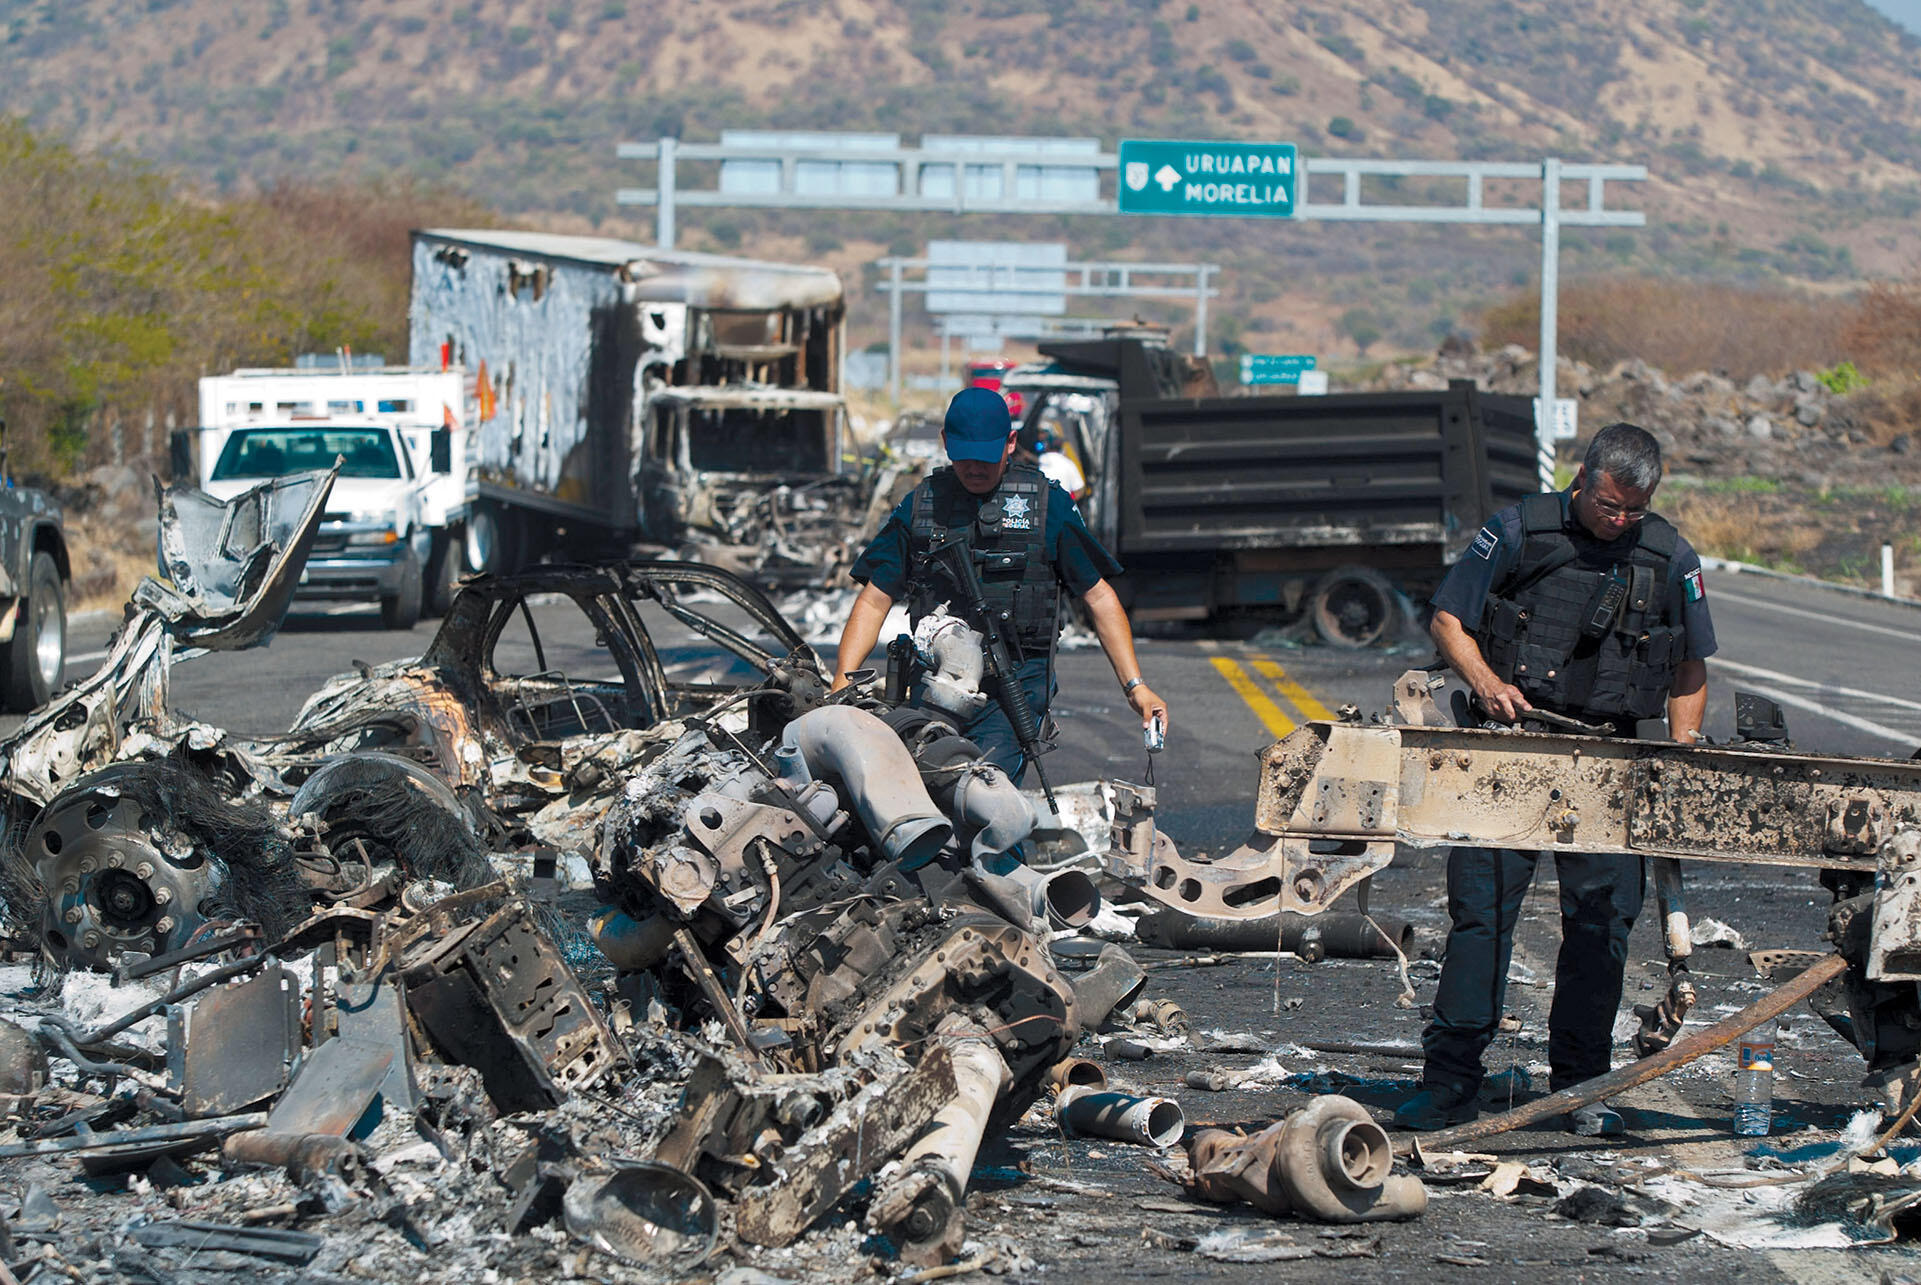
[1372,344,1921,594]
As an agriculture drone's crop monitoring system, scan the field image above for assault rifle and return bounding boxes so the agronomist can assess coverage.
[928,539,1060,815]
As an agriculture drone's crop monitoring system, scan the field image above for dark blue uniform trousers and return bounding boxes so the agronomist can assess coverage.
[957,655,1056,784]
[1424,846,1645,1093]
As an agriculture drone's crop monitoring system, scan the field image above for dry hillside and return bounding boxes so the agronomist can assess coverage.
[3,0,1921,360]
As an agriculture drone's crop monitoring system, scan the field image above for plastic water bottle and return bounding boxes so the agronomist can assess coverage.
[1732,1020,1776,1137]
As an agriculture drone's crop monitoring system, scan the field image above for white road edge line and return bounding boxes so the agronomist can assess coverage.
[1710,655,1921,717]
[68,649,109,667]
[1710,660,1918,749]
[1712,588,1919,643]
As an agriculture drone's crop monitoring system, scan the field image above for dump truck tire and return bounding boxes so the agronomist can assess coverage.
[2,552,64,711]
[464,502,521,576]
[424,529,460,617]
[1309,565,1399,649]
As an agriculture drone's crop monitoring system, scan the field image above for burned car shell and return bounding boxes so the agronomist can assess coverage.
[280,561,814,796]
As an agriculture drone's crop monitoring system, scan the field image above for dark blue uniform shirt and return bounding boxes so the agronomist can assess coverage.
[850,476,1123,602]
[1431,489,1717,661]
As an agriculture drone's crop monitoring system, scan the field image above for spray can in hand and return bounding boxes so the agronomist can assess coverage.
[1732,1020,1776,1137]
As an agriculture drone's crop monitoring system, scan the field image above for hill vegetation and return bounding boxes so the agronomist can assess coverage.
[2,0,1920,362]
[0,120,489,476]
[5,0,1921,473]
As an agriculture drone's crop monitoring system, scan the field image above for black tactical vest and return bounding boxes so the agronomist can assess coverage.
[906,464,1060,655]
[1477,492,1686,722]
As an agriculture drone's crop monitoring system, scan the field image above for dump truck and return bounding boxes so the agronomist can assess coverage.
[408,230,862,582]
[1004,334,1539,644]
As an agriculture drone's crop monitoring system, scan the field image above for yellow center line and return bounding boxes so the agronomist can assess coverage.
[1209,656,1296,738]
[1250,655,1335,722]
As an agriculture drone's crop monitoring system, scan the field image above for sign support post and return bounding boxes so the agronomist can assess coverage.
[1537,156,1561,491]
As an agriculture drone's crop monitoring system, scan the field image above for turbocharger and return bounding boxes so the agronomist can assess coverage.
[1185,1095,1427,1223]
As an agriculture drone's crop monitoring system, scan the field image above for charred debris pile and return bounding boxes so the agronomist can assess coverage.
[0,475,1428,1281]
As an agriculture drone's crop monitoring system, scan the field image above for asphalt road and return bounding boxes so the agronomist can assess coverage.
[26,567,1921,1282]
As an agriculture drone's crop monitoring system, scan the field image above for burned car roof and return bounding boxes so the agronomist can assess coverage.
[280,560,816,789]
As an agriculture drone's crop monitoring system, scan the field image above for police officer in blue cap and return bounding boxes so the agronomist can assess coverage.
[832,387,1168,781]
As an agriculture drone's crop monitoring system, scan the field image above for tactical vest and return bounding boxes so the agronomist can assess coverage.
[907,464,1060,655]
[1478,492,1686,722]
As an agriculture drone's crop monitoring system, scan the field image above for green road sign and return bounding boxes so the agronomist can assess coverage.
[1118,139,1299,217]
[1240,354,1317,384]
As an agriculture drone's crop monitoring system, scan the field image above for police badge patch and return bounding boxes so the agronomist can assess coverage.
[1469,524,1499,559]
[1003,493,1033,530]
[1683,567,1705,602]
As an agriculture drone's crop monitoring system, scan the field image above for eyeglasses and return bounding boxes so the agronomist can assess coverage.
[1590,497,1649,523]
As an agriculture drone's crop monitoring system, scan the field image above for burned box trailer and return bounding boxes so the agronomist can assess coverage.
[409,229,853,579]
[1008,336,1540,644]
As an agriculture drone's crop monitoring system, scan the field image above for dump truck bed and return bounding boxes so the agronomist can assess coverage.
[1115,384,1539,558]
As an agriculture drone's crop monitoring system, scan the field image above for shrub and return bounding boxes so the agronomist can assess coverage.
[1844,278,1921,376]
[1816,361,1868,394]
[1479,277,1850,380]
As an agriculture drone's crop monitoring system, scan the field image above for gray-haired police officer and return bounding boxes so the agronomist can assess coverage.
[1395,421,1717,1138]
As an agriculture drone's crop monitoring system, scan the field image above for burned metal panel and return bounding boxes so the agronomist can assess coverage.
[179,966,303,1118]
[142,466,338,650]
[399,898,625,1113]
[410,237,638,521]
[735,1045,957,1247]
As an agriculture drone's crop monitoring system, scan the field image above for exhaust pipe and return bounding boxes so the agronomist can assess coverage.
[914,736,1037,863]
[1002,863,1101,930]
[1186,1096,1426,1222]
[1045,1057,1108,1094]
[1056,1084,1185,1148]
[1070,943,1147,1028]
[781,707,952,869]
[1137,911,1417,959]
[871,1020,1009,1267]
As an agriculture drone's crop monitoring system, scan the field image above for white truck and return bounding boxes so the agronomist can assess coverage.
[188,365,475,628]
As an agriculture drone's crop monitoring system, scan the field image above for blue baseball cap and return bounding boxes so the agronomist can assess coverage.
[942,387,1014,463]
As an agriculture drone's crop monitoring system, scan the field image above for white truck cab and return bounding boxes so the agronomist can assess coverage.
[193,366,474,628]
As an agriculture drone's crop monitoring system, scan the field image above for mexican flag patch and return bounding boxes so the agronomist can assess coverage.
[1683,568,1705,602]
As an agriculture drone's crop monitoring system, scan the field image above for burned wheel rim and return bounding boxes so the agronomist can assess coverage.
[1309,566,1398,649]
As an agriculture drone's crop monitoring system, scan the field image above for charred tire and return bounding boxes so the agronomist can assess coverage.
[1308,565,1400,649]
[424,528,460,617]
[379,547,423,631]
[2,552,64,711]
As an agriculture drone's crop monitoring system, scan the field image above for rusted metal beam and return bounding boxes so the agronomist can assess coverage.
[1405,952,1848,1156]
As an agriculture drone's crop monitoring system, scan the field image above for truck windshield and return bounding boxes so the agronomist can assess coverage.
[210,428,402,481]
[685,407,829,474]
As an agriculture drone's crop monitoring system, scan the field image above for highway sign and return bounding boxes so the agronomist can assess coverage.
[1239,354,1316,384]
[1534,397,1578,441]
[1118,139,1298,217]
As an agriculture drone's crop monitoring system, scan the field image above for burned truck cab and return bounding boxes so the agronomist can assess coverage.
[638,386,858,583]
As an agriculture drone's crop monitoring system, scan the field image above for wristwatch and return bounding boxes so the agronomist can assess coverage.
[1122,677,1145,694]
